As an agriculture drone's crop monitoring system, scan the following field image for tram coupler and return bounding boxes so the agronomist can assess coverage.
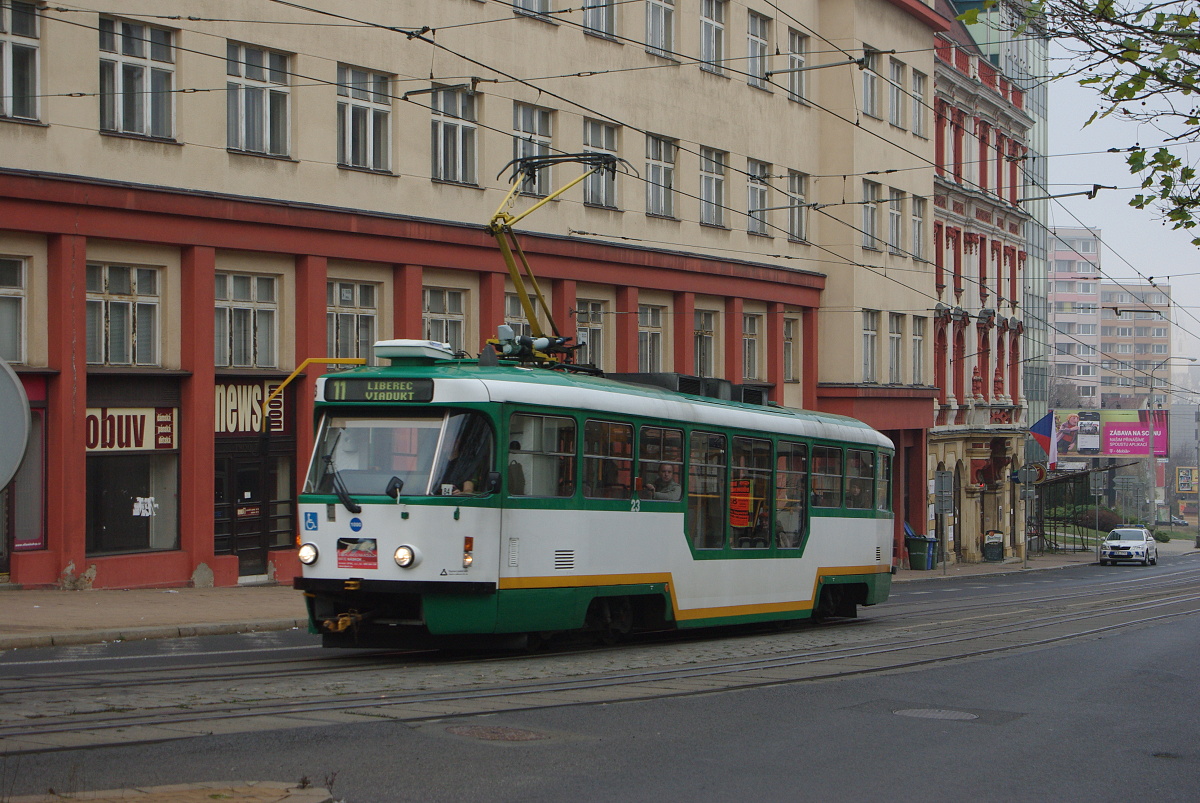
[323,610,366,633]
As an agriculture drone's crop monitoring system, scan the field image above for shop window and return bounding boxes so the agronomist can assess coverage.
[86,263,160,366]
[215,272,276,368]
[85,453,179,555]
[326,280,376,367]
[583,420,633,499]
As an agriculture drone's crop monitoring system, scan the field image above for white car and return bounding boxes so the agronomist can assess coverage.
[1099,528,1158,566]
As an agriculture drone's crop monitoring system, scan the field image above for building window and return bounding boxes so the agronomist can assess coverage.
[583,0,615,36]
[743,314,760,380]
[576,299,605,368]
[1079,386,1096,398]
[505,292,535,338]
[700,0,725,75]
[86,263,159,366]
[783,318,799,382]
[423,287,465,352]
[0,256,24,362]
[326,281,376,366]
[888,313,903,383]
[862,309,878,382]
[888,58,905,127]
[336,64,390,171]
[887,188,904,254]
[226,43,289,156]
[787,171,808,241]
[646,0,674,58]
[515,0,550,15]
[694,310,715,377]
[215,273,276,368]
[699,147,726,226]
[99,17,174,138]
[1,1,37,120]
[787,30,807,102]
[747,160,771,235]
[431,85,477,184]
[638,304,663,372]
[583,119,618,207]
[911,196,926,259]
[912,316,925,384]
[514,102,553,195]
[911,71,927,136]
[862,180,880,249]
[861,47,879,118]
[646,135,676,217]
[747,12,770,89]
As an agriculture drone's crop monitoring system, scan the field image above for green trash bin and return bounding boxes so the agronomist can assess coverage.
[906,535,936,569]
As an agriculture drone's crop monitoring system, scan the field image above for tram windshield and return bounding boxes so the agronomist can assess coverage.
[305,410,495,497]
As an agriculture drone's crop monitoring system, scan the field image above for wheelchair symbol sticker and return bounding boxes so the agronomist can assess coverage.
[304,512,318,531]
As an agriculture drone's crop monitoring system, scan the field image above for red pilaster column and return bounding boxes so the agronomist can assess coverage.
[724,296,744,382]
[43,234,88,580]
[552,278,576,341]
[766,301,785,402]
[179,245,217,580]
[294,255,328,497]
[673,291,694,375]
[615,285,638,373]
[392,264,424,339]
[802,308,819,410]
[478,271,506,349]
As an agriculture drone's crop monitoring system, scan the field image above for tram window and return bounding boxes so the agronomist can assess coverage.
[845,449,875,509]
[731,437,772,549]
[639,426,684,501]
[306,415,442,496]
[876,453,893,512]
[688,431,727,549]
[776,441,808,549]
[430,413,495,495]
[584,420,634,499]
[811,446,843,508]
[508,414,576,497]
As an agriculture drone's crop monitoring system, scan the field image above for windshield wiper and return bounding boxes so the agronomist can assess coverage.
[324,455,362,514]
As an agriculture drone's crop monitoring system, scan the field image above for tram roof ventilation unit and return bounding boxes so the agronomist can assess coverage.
[374,339,457,364]
[608,373,770,405]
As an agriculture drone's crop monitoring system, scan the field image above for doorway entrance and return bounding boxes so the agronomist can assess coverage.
[215,453,294,577]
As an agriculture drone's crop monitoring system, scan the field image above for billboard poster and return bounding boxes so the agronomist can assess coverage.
[1178,467,1198,495]
[1053,409,1169,458]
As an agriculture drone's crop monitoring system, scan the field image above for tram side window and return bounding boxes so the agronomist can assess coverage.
[584,420,634,499]
[508,414,576,497]
[639,425,684,501]
[731,437,772,549]
[776,441,808,549]
[845,449,875,509]
[876,452,893,512]
[688,431,727,549]
[811,446,843,508]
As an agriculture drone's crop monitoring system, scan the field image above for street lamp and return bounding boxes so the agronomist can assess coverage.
[1147,356,1197,524]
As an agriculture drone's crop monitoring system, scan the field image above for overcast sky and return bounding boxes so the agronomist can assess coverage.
[1045,45,1200,393]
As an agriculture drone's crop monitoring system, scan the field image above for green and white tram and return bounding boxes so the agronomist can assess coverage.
[294,339,895,648]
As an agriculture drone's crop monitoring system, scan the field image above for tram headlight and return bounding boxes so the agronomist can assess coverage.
[394,544,421,568]
[298,543,319,565]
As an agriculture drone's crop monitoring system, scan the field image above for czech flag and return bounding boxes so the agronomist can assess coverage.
[1030,412,1058,469]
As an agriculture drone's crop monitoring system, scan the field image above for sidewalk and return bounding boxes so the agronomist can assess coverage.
[893,534,1197,582]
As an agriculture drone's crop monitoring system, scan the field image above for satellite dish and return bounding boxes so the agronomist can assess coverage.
[0,360,30,489]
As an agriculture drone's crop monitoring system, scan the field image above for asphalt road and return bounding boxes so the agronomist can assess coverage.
[4,557,1199,802]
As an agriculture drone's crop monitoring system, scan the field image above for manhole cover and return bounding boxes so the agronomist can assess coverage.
[894,708,979,721]
[445,725,549,742]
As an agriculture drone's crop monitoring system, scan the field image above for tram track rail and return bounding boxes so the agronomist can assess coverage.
[2,568,1200,755]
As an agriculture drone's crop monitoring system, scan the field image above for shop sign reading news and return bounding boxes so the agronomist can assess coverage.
[214,380,288,436]
[85,407,177,452]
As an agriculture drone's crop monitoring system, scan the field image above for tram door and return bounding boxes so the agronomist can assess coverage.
[215,456,269,577]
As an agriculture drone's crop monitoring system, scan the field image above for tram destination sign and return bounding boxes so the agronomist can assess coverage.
[324,378,434,403]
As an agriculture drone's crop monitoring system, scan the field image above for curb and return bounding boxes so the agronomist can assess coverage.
[0,618,307,651]
[7,780,333,803]
[893,559,1096,583]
